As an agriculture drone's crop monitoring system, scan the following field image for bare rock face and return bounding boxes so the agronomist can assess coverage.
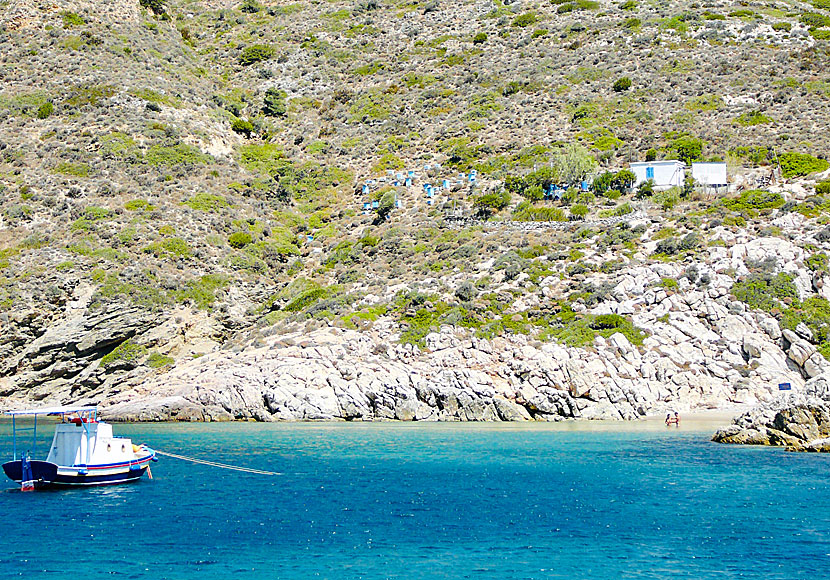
[96,318,790,423]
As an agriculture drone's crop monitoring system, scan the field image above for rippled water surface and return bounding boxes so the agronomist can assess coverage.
[0,419,828,579]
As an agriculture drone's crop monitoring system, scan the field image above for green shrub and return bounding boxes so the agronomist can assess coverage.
[284,285,337,313]
[101,340,147,369]
[473,32,487,44]
[653,189,679,211]
[666,136,703,164]
[54,161,90,177]
[688,93,724,112]
[231,118,255,137]
[570,203,589,220]
[125,199,154,212]
[731,272,798,312]
[613,169,636,190]
[612,77,632,92]
[782,296,830,349]
[723,189,784,212]
[734,110,772,126]
[145,143,212,166]
[64,84,116,108]
[240,0,262,13]
[143,237,192,259]
[146,351,175,369]
[512,13,537,27]
[263,88,287,116]
[177,274,230,309]
[237,142,287,174]
[801,12,830,28]
[474,190,511,218]
[228,232,253,248]
[36,101,53,119]
[239,44,276,66]
[807,253,829,272]
[546,309,646,348]
[513,202,567,222]
[816,181,830,195]
[60,11,85,27]
[590,313,627,330]
[139,0,166,14]
[779,152,829,178]
[184,193,229,212]
[772,22,792,32]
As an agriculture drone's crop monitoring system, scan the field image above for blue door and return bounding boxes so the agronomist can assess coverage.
[646,167,654,179]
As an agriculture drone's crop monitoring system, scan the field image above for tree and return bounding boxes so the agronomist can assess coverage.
[570,203,589,220]
[376,190,396,222]
[474,190,511,218]
[635,179,655,199]
[524,184,544,202]
[553,143,597,187]
[263,88,287,117]
[612,169,636,190]
[667,136,703,164]
[503,174,528,197]
[593,171,614,194]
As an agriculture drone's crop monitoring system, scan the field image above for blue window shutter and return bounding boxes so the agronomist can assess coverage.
[646,167,654,179]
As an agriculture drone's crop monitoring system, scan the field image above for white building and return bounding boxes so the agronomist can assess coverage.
[630,160,685,190]
[691,162,728,190]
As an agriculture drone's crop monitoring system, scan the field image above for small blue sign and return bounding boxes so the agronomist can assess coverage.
[778,383,792,391]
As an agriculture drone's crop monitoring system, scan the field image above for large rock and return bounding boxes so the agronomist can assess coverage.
[713,396,830,452]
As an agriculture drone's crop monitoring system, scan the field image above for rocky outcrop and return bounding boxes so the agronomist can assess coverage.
[713,379,830,452]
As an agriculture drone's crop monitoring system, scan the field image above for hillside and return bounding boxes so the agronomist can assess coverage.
[3,0,830,420]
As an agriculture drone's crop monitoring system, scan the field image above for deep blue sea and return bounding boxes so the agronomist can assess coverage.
[0,419,828,579]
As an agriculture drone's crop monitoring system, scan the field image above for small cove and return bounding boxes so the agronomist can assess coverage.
[0,419,827,579]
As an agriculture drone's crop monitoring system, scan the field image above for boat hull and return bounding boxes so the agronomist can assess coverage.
[2,454,154,488]
[2,460,58,488]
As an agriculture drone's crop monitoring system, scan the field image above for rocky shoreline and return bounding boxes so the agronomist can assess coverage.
[713,383,830,452]
[5,232,830,424]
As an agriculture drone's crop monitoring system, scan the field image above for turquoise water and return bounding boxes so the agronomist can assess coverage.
[0,420,828,579]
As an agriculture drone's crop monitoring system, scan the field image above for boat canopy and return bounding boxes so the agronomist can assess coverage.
[5,406,98,417]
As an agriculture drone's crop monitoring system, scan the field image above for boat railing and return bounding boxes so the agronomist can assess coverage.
[5,406,98,464]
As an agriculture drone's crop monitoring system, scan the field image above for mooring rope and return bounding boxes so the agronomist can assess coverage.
[154,450,280,476]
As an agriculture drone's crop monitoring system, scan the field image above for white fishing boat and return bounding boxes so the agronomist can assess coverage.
[2,406,157,490]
